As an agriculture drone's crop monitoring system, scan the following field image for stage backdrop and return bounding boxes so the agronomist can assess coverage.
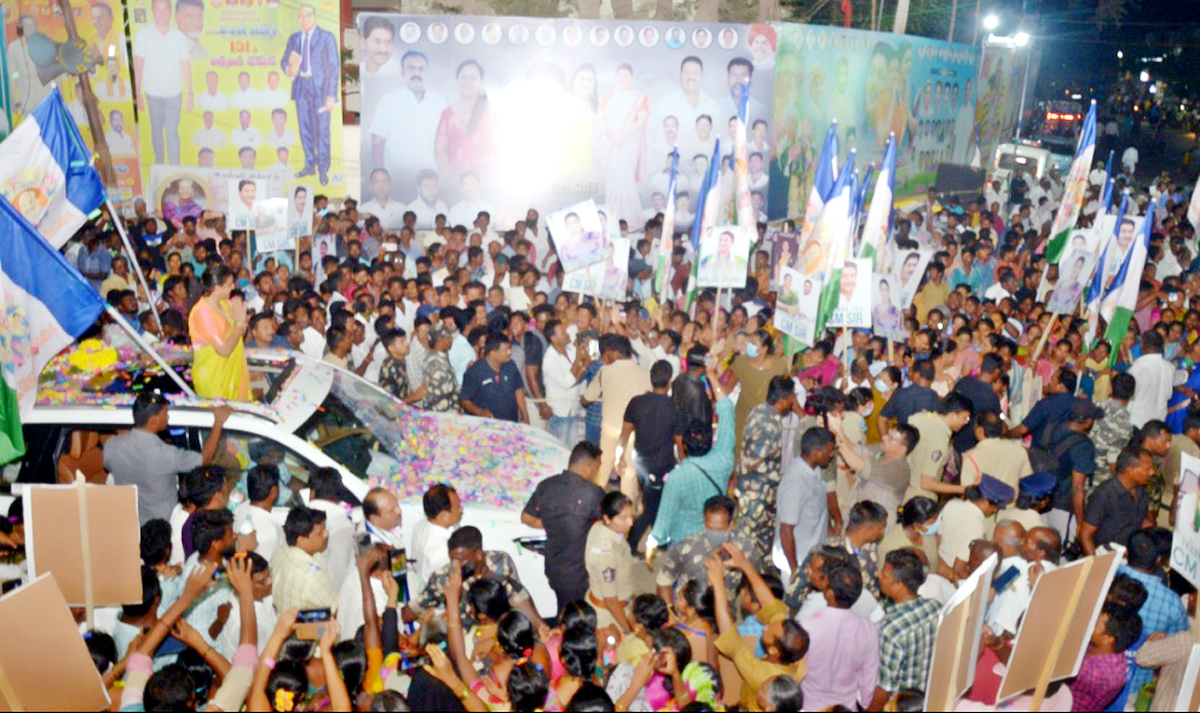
[768,25,979,220]
[126,0,345,197]
[356,14,777,231]
[3,1,142,206]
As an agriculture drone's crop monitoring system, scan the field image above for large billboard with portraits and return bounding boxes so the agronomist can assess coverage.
[3,1,142,206]
[768,25,979,221]
[356,14,777,232]
[126,0,345,197]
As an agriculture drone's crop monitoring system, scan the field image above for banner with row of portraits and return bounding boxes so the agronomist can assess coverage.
[357,14,778,233]
[2,1,142,204]
[126,0,345,201]
[768,24,980,222]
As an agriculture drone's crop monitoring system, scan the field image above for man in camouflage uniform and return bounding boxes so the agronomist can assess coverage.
[1090,372,1134,494]
[782,501,889,611]
[654,494,754,601]
[732,376,798,567]
[423,326,462,413]
[411,525,545,629]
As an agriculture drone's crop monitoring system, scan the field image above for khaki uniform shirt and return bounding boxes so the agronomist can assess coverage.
[905,411,951,500]
[938,498,987,569]
[961,438,1032,490]
[585,521,634,601]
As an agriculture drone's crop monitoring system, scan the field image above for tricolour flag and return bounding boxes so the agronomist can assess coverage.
[1099,150,1115,216]
[654,148,679,300]
[1100,199,1154,360]
[684,140,722,311]
[858,134,895,264]
[1044,100,1097,264]
[0,87,105,249]
[1084,191,1127,349]
[812,151,856,337]
[732,81,755,228]
[798,122,838,243]
[0,196,105,462]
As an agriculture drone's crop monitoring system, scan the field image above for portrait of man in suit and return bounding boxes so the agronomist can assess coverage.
[281,4,338,185]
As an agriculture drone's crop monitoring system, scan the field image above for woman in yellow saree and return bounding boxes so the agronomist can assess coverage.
[188,266,250,400]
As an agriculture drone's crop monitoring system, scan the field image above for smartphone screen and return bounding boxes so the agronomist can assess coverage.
[295,608,332,640]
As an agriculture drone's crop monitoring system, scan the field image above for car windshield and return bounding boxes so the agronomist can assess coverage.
[294,368,566,510]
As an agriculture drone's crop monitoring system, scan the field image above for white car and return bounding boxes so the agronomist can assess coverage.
[8,349,568,614]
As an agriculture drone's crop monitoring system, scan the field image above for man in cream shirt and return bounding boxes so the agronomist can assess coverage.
[409,484,462,593]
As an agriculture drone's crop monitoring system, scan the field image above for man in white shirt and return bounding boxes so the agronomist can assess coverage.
[305,468,358,593]
[231,109,263,148]
[1127,331,1181,427]
[406,169,448,230]
[132,0,192,164]
[542,319,586,446]
[370,50,447,183]
[192,111,227,150]
[105,109,138,158]
[1122,145,1139,178]
[409,483,461,591]
[360,168,407,231]
[654,56,722,158]
[259,71,290,110]
[231,70,259,109]
[337,487,405,640]
[196,70,228,112]
[233,464,286,563]
[359,15,401,124]
[265,108,298,149]
[446,171,496,228]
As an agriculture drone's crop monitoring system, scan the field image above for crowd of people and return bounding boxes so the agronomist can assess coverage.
[3,100,1200,711]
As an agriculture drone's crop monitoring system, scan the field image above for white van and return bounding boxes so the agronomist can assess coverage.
[6,349,569,615]
[991,142,1053,184]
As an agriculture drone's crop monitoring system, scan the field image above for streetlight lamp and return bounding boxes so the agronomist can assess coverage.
[983,14,1000,31]
[978,14,1002,85]
[1014,31,1029,47]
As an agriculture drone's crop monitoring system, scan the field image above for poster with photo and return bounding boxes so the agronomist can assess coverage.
[892,249,933,308]
[1066,226,1099,257]
[548,199,608,272]
[872,274,907,341]
[1095,214,1144,295]
[357,14,777,230]
[149,165,288,220]
[126,0,345,192]
[287,183,314,240]
[773,265,821,346]
[696,224,752,288]
[227,178,259,231]
[595,204,623,240]
[828,258,873,328]
[1047,250,1097,315]
[563,237,630,300]
[769,230,799,288]
[312,233,339,263]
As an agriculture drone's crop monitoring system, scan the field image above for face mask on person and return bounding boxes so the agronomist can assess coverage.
[236,278,251,288]
[745,342,760,359]
[913,350,931,361]
[921,517,941,536]
[859,403,874,419]
[874,378,891,393]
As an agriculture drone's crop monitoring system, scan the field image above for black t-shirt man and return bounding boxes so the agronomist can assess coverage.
[522,469,604,604]
[623,392,683,476]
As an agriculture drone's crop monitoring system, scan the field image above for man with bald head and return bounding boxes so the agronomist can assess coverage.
[992,520,1026,560]
[361,487,402,549]
[987,525,1062,637]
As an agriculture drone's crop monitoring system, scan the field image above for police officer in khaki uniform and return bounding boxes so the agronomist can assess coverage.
[586,491,636,632]
[905,393,973,500]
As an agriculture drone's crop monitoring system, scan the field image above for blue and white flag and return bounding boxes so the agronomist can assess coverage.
[0,87,105,249]
[0,196,105,460]
[1046,100,1097,264]
[798,122,838,243]
[858,134,895,263]
[1099,150,1115,216]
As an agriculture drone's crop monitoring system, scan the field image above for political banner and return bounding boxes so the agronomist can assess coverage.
[828,257,872,328]
[148,165,288,225]
[357,14,776,233]
[768,229,798,289]
[1171,452,1200,590]
[696,224,751,288]
[126,0,344,193]
[562,236,631,300]
[287,183,314,240]
[892,248,933,308]
[773,265,820,346]
[547,199,608,272]
[768,26,979,220]
[1047,250,1097,315]
[872,273,906,341]
[2,1,142,206]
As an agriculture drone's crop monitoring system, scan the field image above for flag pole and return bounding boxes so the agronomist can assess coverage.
[105,200,165,336]
[104,305,196,396]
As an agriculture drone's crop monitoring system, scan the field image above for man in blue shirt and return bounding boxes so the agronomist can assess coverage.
[1008,367,1080,444]
[460,333,527,423]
